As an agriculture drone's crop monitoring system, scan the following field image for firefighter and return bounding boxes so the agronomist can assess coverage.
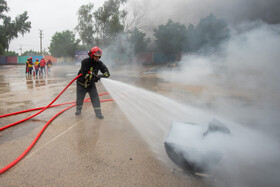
[28,57,33,76]
[40,57,46,75]
[47,59,52,73]
[25,58,29,75]
[34,58,40,76]
[76,46,110,119]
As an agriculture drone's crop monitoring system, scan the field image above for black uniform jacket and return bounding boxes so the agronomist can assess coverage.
[77,57,110,87]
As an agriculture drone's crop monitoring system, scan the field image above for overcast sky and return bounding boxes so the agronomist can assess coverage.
[7,0,280,54]
[8,0,105,54]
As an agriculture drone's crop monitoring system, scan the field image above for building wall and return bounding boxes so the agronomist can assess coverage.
[0,55,57,65]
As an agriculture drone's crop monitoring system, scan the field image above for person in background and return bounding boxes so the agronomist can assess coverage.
[40,57,46,75]
[75,46,110,119]
[47,59,52,73]
[27,57,33,76]
[25,58,29,75]
[34,58,40,77]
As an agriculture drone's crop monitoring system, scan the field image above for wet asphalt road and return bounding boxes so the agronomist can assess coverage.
[0,65,206,186]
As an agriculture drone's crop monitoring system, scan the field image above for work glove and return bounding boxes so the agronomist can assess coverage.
[97,72,110,79]
[93,74,100,82]
[85,71,99,82]
[103,72,110,78]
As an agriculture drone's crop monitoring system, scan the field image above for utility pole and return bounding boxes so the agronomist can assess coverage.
[19,45,22,56]
[39,29,43,54]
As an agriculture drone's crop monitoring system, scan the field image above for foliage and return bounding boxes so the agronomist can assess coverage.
[184,14,230,52]
[40,50,50,56]
[153,19,187,55]
[49,30,80,58]
[22,50,43,56]
[0,0,31,55]
[76,44,89,51]
[76,0,127,48]
[124,9,144,32]
[106,33,133,64]
[128,28,150,54]
[93,0,127,46]
[152,14,230,56]
[75,3,95,47]
[3,50,18,56]
[182,24,199,52]
[75,0,229,61]
[103,29,150,65]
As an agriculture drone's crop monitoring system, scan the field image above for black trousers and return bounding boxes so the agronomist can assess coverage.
[40,66,46,74]
[76,82,101,113]
[28,67,33,75]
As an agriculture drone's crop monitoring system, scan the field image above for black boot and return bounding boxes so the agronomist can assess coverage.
[75,106,82,115]
[96,113,104,119]
[94,107,104,119]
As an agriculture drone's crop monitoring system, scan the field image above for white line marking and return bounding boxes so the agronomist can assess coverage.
[25,113,93,159]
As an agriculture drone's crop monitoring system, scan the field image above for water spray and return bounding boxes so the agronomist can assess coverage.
[101,78,280,186]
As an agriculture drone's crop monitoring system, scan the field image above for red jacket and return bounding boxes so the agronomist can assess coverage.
[40,59,46,67]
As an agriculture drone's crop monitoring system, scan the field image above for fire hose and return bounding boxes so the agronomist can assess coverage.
[0,74,113,174]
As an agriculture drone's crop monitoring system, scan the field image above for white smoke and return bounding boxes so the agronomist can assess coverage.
[159,21,280,186]
[125,0,280,29]
[160,21,280,134]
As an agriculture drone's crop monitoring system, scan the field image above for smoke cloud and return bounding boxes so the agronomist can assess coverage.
[107,1,280,186]
[159,21,280,134]
[125,0,280,27]
[159,21,280,186]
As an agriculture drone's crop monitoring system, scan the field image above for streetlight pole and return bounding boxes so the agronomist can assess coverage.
[39,29,43,54]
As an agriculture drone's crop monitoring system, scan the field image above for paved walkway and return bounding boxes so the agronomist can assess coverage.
[0,65,205,186]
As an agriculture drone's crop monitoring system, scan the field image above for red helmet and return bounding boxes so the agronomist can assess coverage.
[30,56,33,59]
[88,46,102,58]
[36,58,39,61]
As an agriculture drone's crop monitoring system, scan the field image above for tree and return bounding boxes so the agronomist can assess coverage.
[124,9,144,32]
[128,28,150,54]
[0,0,31,55]
[153,19,187,55]
[196,14,230,49]
[76,44,89,51]
[182,24,204,52]
[4,50,18,56]
[22,50,43,56]
[75,0,127,47]
[49,30,80,58]
[93,0,127,46]
[75,3,95,47]
[184,14,230,53]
